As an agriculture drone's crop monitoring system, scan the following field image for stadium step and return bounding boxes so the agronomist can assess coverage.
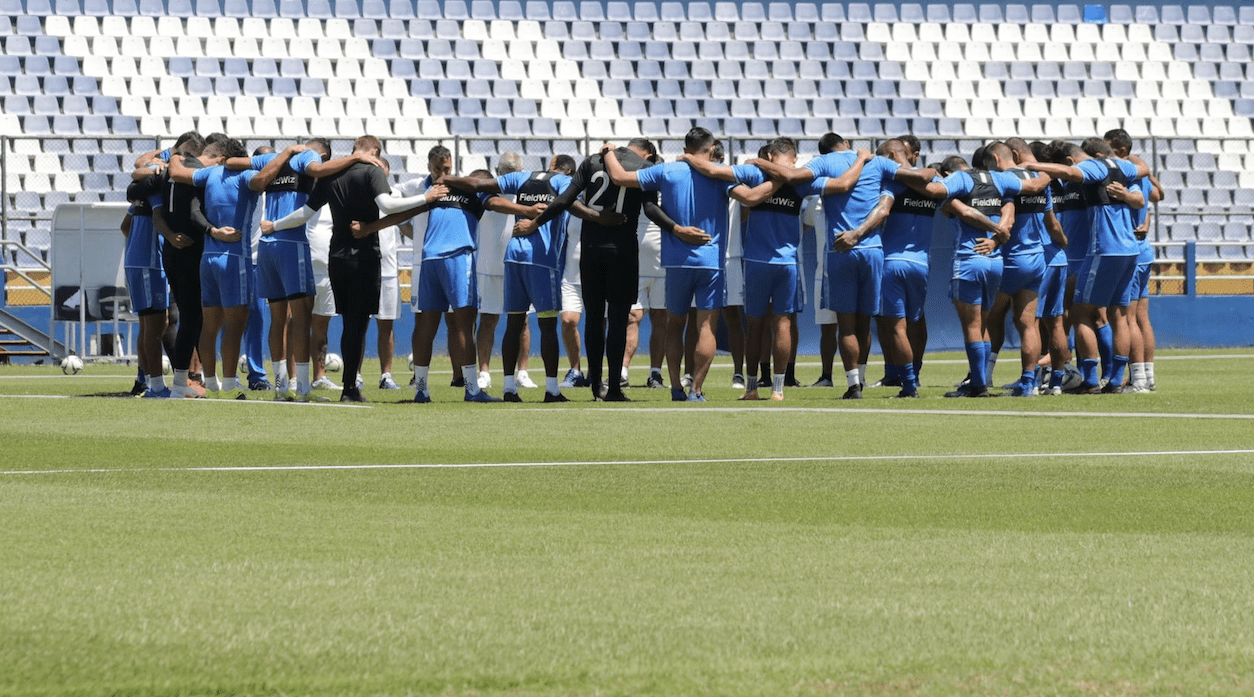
[0,307,65,361]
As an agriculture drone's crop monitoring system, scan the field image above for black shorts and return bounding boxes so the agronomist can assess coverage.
[580,245,638,308]
[328,256,381,317]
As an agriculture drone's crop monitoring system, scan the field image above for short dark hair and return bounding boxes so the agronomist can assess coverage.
[896,134,921,155]
[985,142,1014,168]
[1103,128,1133,154]
[204,132,229,147]
[1081,137,1114,157]
[684,127,715,153]
[552,154,576,174]
[970,145,989,170]
[306,137,332,161]
[1029,140,1051,162]
[428,145,452,162]
[768,137,797,158]
[252,145,274,156]
[354,135,382,155]
[1052,141,1084,163]
[468,169,492,178]
[757,143,771,159]
[172,131,204,157]
[1004,137,1033,158]
[221,137,248,159]
[710,140,725,162]
[876,138,906,159]
[817,132,846,155]
[627,138,658,162]
[938,156,968,177]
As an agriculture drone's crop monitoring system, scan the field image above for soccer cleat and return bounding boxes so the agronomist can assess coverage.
[1042,385,1063,396]
[738,390,761,401]
[757,375,771,388]
[671,387,687,402]
[620,374,630,389]
[502,391,523,402]
[543,391,569,403]
[591,381,609,401]
[465,390,503,402]
[1065,382,1102,395]
[680,373,693,390]
[685,391,706,402]
[871,375,902,388]
[130,379,147,397]
[770,391,785,401]
[559,368,588,388]
[967,387,994,398]
[603,390,632,402]
[412,391,431,403]
[340,388,368,403]
[249,378,272,391]
[275,375,289,394]
[297,392,331,403]
[167,384,201,399]
[379,373,401,390]
[312,376,339,390]
[1008,383,1037,397]
[731,373,746,389]
[1001,380,1021,390]
[810,376,834,388]
[1128,383,1152,394]
[840,384,862,400]
[784,376,802,388]
[646,373,666,389]
[895,387,920,399]
[356,375,365,391]
[477,371,492,390]
[1100,381,1125,394]
[516,369,538,389]
[953,375,972,389]
[449,375,465,388]
[142,386,171,399]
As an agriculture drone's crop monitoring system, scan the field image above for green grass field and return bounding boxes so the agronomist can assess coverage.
[3,350,1254,696]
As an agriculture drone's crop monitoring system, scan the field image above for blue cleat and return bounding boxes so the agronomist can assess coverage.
[465,390,502,402]
[413,391,432,403]
[143,387,171,399]
[671,387,687,402]
[685,391,706,402]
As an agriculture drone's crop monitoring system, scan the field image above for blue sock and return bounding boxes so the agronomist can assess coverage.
[965,342,984,388]
[1096,323,1113,379]
[885,363,900,383]
[913,359,923,380]
[980,342,992,387]
[1020,369,1036,389]
[1081,358,1100,386]
[1050,369,1065,388]
[1110,355,1129,387]
[899,363,918,390]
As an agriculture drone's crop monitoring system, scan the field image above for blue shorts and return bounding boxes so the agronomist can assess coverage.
[1131,261,1152,300]
[999,252,1045,296]
[879,258,928,322]
[1074,254,1138,308]
[504,261,560,314]
[256,238,315,301]
[665,267,725,315]
[416,252,477,313]
[124,266,169,313]
[200,252,251,308]
[823,247,883,316]
[949,253,1003,307]
[1067,256,1086,278]
[743,260,799,317]
[1036,264,1068,318]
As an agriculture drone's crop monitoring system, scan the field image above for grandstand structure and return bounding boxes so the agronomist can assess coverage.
[2,0,1254,354]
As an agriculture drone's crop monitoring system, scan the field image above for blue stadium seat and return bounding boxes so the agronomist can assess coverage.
[1055,4,1081,23]
[1029,4,1053,23]
[54,56,80,76]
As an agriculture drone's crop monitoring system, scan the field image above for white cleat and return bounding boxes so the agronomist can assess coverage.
[477,370,492,390]
[516,369,538,389]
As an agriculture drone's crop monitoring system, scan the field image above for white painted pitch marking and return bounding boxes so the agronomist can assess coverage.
[0,394,369,408]
[501,406,1254,420]
[4,448,1254,476]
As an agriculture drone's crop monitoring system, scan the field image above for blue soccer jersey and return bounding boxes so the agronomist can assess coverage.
[1079,157,1141,257]
[417,174,488,261]
[881,176,940,266]
[496,170,572,270]
[1002,169,1052,258]
[252,149,321,243]
[1053,179,1088,267]
[637,161,733,270]
[1133,174,1155,265]
[734,166,804,264]
[192,165,260,257]
[939,170,1022,257]
[804,153,900,249]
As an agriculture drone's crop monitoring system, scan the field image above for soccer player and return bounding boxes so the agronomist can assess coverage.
[442,155,579,402]
[1026,140,1073,395]
[305,206,339,390]
[1104,129,1162,392]
[121,169,171,397]
[514,139,669,400]
[749,133,936,399]
[149,132,212,398]
[906,154,1051,397]
[980,141,1057,396]
[801,194,839,387]
[1027,139,1149,393]
[473,152,537,391]
[263,135,432,402]
[631,193,670,389]
[602,128,774,401]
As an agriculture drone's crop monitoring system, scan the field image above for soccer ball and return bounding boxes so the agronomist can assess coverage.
[238,353,249,373]
[1062,364,1084,391]
[325,353,343,372]
[60,355,84,375]
[161,355,171,375]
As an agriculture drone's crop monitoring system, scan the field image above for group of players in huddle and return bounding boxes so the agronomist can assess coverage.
[119,125,1160,403]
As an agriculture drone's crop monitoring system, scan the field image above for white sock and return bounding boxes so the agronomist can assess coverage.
[621,366,629,382]
[504,375,517,393]
[222,376,238,391]
[174,369,189,388]
[546,376,560,395]
[413,366,429,395]
[773,373,785,393]
[461,365,479,394]
[857,363,866,386]
[1146,362,1155,387]
[273,361,287,383]
[1131,362,1147,387]
[295,362,311,394]
[148,375,166,391]
[206,375,221,392]
[846,369,860,388]
[987,352,999,383]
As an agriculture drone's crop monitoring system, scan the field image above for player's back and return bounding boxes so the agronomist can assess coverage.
[882,177,938,263]
[197,165,258,256]
[1079,158,1138,256]
[1003,168,1050,257]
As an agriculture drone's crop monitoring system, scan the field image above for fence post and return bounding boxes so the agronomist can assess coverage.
[1184,241,1197,297]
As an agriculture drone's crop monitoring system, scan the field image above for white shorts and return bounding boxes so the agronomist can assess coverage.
[636,275,666,311]
[313,268,336,317]
[814,277,837,325]
[376,275,400,320]
[561,279,583,315]
[725,257,744,306]
[478,273,505,315]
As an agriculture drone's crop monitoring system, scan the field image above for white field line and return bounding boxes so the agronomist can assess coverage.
[4,448,1254,476]
[556,406,1254,420]
[0,394,369,408]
